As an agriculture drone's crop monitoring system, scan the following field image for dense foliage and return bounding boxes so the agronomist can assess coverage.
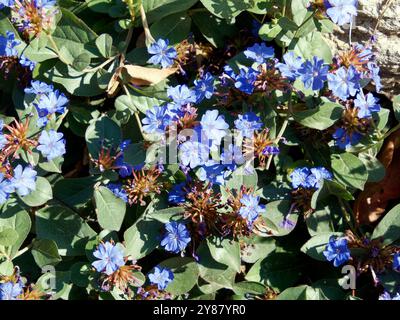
[0,0,399,300]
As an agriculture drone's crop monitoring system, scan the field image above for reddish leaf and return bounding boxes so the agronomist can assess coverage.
[354,129,400,224]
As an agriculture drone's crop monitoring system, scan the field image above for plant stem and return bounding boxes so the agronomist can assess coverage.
[266,91,293,170]
[46,32,60,56]
[82,56,117,73]
[123,84,145,138]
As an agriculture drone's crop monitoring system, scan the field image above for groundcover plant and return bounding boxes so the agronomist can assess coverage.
[0,0,399,301]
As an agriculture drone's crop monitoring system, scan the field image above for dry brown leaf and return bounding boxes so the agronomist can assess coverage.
[106,67,122,97]
[354,129,400,224]
[122,65,177,86]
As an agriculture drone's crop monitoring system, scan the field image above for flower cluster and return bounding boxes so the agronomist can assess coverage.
[0,268,44,300]
[91,241,142,292]
[0,31,35,83]
[2,0,58,37]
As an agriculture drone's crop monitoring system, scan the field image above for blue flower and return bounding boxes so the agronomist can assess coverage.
[107,183,128,203]
[37,90,68,114]
[24,80,54,95]
[221,144,245,169]
[148,266,174,290]
[0,132,7,150]
[9,165,37,196]
[234,67,259,94]
[0,281,23,300]
[290,167,312,189]
[367,62,382,92]
[323,236,351,267]
[160,222,191,254]
[20,55,36,71]
[92,241,125,275]
[37,130,66,161]
[115,155,133,178]
[308,167,333,189]
[262,145,280,156]
[119,139,131,151]
[200,110,229,147]
[34,0,57,9]
[276,52,303,81]
[167,85,196,106]
[333,127,363,150]
[0,31,19,57]
[147,38,177,68]
[239,194,265,225]
[194,72,215,103]
[393,252,400,272]
[142,106,171,134]
[197,161,230,186]
[251,20,261,38]
[178,140,209,169]
[0,173,13,205]
[222,65,237,80]
[354,92,380,119]
[0,0,14,9]
[35,90,68,126]
[244,43,274,64]
[298,56,329,91]
[234,112,263,138]
[326,0,357,26]
[327,66,360,100]
[379,292,400,300]
[168,182,186,204]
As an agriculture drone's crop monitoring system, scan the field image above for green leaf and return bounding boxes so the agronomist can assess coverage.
[159,257,199,295]
[70,262,91,288]
[358,152,385,183]
[115,94,137,113]
[200,0,252,21]
[311,180,354,209]
[122,142,148,167]
[150,13,192,45]
[196,242,236,290]
[19,177,53,207]
[144,0,198,23]
[393,95,400,123]
[148,207,185,223]
[293,100,343,130]
[245,251,304,292]
[32,239,62,268]
[0,12,20,38]
[0,204,31,258]
[306,201,338,236]
[372,203,400,246]
[331,153,368,190]
[123,218,162,259]
[94,186,126,231]
[95,33,114,58]
[191,11,237,48]
[291,32,332,63]
[38,60,105,97]
[72,52,91,71]
[240,237,276,264]
[232,281,266,296]
[36,206,96,256]
[257,200,298,237]
[301,232,342,261]
[206,236,241,273]
[0,228,19,247]
[0,259,14,277]
[51,8,98,57]
[53,176,100,208]
[85,115,122,158]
